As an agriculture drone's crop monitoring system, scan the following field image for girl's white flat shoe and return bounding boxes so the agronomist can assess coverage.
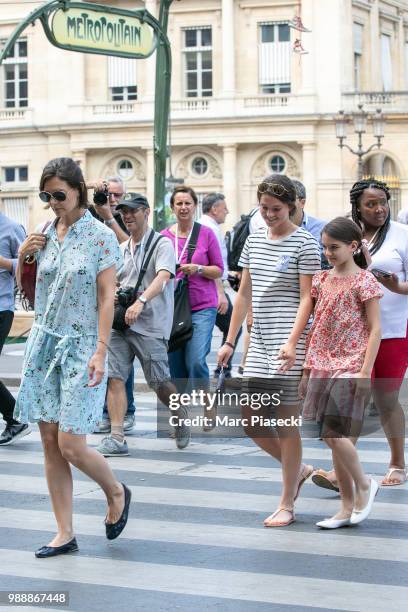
[316,517,351,529]
[350,478,379,525]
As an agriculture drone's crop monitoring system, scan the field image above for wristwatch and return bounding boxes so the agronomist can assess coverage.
[137,295,147,306]
[197,265,204,275]
[104,218,115,227]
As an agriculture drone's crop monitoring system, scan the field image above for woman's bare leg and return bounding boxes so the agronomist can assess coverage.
[324,437,354,519]
[374,389,406,484]
[58,431,125,524]
[39,422,74,547]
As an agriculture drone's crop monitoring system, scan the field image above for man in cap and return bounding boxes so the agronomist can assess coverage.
[97,193,190,456]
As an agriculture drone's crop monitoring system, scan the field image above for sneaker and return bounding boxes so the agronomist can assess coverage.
[124,414,135,432]
[96,436,128,457]
[174,406,190,450]
[94,417,111,434]
[0,423,31,446]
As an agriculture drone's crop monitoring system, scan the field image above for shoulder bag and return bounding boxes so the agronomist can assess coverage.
[20,221,51,311]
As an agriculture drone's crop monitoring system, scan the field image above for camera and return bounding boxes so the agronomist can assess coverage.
[116,286,135,308]
[93,183,109,206]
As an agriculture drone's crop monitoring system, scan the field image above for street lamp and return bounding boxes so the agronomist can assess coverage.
[335,104,385,179]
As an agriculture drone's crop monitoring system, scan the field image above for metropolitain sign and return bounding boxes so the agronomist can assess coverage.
[50,5,156,58]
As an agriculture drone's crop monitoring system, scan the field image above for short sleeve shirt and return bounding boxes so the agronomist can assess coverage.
[35,210,122,337]
[118,228,176,340]
[161,223,224,311]
[368,221,408,339]
[305,269,383,371]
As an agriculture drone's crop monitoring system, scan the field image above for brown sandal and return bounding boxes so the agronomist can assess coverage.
[311,469,340,493]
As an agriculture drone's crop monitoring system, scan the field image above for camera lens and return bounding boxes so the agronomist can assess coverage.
[93,191,108,205]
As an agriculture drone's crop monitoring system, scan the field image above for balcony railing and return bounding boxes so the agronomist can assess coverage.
[1,94,317,129]
[72,93,314,121]
[342,91,408,111]
[0,108,29,121]
[92,103,137,115]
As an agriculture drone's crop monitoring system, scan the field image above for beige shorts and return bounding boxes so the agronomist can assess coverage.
[108,329,170,391]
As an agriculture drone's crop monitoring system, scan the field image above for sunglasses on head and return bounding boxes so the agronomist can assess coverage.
[39,190,69,203]
[257,182,290,197]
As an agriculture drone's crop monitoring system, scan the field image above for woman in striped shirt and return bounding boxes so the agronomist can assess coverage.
[218,174,321,527]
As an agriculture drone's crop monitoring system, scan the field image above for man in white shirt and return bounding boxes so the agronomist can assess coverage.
[199,193,242,377]
[397,208,408,225]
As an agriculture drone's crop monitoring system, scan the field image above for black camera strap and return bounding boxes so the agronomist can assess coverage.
[132,229,164,300]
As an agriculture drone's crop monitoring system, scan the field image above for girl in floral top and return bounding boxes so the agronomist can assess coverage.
[300,217,383,529]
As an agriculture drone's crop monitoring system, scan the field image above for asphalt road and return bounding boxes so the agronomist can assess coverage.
[0,335,407,612]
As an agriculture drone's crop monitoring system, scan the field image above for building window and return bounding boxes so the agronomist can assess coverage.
[353,23,363,91]
[3,197,28,228]
[381,33,393,91]
[2,166,28,182]
[108,56,137,101]
[111,86,137,102]
[191,156,208,176]
[117,159,134,180]
[2,39,28,108]
[183,27,213,97]
[269,155,286,173]
[259,23,291,94]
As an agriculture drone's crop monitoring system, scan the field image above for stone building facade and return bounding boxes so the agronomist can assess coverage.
[0,0,407,230]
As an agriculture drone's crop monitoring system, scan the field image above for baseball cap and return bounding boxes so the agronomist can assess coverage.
[116,192,149,210]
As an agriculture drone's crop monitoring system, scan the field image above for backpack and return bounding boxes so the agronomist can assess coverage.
[225,208,257,271]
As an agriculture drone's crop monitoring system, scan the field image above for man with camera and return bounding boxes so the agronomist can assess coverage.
[88,176,136,433]
[96,193,190,456]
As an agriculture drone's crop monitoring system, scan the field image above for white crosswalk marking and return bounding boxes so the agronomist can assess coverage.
[0,385,407,610]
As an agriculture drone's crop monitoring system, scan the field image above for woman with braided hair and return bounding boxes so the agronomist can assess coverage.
[312,178,408,490]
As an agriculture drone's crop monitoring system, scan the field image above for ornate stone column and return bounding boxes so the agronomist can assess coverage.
[302,142,318,216]
[221,0,236,97]
[222,144,238,220]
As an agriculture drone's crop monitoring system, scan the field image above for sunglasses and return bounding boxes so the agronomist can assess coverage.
[257,182,290,197]
[39,190,71,203]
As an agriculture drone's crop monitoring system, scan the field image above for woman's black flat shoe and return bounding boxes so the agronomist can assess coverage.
[35,537,78,558]
[105,483,132,540]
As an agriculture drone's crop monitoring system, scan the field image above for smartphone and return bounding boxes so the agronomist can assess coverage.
[371,268,392,278]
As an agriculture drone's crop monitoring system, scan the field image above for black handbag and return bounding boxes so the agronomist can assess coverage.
[112,230,163,332]
[168,222,201,353]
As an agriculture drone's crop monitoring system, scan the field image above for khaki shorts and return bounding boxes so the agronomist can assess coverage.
[108,329,170,391]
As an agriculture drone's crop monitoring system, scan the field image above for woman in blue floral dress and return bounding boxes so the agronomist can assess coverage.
[15,158,131,558]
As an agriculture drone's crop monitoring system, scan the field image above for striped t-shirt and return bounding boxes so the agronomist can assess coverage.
[239,226,321,380]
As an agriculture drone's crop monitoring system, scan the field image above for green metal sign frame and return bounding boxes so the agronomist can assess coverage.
[0,0,174,229]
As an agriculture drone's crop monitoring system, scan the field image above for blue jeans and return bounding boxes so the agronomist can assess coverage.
[103,367,135,418]
[168,307,217,393]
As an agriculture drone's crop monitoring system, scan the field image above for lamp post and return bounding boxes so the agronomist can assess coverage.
[335,104,385,179]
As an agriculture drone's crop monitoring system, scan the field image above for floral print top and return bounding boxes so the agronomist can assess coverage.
[304,269,383,372]
[34,210,122,337]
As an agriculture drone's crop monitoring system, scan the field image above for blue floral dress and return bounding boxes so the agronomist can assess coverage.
[14,211,122,434]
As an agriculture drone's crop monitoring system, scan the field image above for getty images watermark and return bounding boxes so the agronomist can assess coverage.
[166,389,303,429]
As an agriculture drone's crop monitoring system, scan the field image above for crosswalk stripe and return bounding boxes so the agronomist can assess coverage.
[0,473,406,522]
[0,507,407,563]
[0,548,405,611]
[2,448,407,494]
[8,431,398,465]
